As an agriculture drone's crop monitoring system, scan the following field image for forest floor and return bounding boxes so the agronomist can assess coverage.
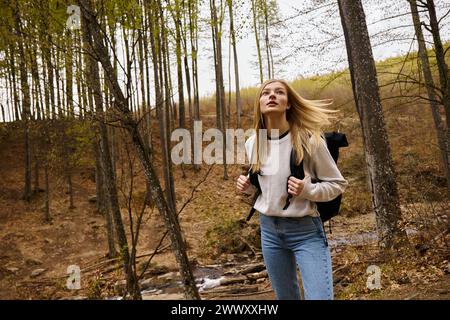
[0,120,449,300]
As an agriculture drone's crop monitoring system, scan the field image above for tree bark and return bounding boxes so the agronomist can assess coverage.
[174,0,186,129]
[159,0,177,214]
[228,0,242,128]
[251,0,264,83]
[210,0,229,180]
[78,0,200,300]
[81,6,141,299]
[425,0,450,198]
[408,0,450,195]
[338,0,407,249]
[12,1,32,201]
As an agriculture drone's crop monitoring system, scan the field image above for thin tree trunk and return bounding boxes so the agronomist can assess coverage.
[228,0,242,128]
[188,0,200,124]
[181,1,194,175]
[44,153,51,222]
[251,0,264,83]
[174,0,186,129]
[66,30,74,118]
[141,4,153,157]
[81,8,141,299]
[34,152,40,193]
[210,0,228,180]
[160,0,177,214]
[426,0,450,198]
[338,0,407,249]
[55,46,63,118]
[408,0,450,195]
[78,0,200,299]
[12,1,32,201]
[262,0,272,78]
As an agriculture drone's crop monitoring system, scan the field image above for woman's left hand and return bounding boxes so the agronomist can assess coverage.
[287,176,305,196]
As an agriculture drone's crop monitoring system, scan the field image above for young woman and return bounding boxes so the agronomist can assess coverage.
[236,79,348,300]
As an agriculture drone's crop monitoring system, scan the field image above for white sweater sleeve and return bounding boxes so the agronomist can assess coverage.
[299,138,348,202]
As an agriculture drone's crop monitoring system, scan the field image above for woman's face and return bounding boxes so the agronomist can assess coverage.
[259,81,289,116]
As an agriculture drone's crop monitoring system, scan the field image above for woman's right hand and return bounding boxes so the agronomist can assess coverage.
[236,175,251,193]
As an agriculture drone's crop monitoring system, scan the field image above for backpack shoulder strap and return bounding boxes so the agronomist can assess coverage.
[246,168,261,222]
[290,148,305,180]
[282,148,305,210]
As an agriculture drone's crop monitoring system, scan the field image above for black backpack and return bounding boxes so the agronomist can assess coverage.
[246,132,348,224]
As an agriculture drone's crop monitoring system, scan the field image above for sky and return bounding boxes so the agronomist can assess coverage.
[195,0,450,97]
[1,0,450,121]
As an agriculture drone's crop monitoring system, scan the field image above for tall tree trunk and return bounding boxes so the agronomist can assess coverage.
[6,47,20,121]
[338,0,407,249]
[160,0,177,214]
[262,0,272,78]
[33,151,40,193]
[78,0,200,299]
[93,140,107,214]
[251,0,264,83]
[210,0,228,180]
[188,0,200,125]
[30,45,42,120]
[181,1,195,174]
[174,0,186,129]
[81,8,141,299]
[426,0,450,198]
[55,46,63,118]
[44,152,51,222]
[228,0,242,128]
[141,4,153,157]
[75,32,84,119]
[408,0,450,195]
[65,30,74,118]
[12,2,32,201]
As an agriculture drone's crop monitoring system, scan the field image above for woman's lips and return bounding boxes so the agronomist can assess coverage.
[267,102,278,106]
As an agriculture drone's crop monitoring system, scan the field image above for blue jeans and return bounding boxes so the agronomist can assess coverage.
[260,214,333,300]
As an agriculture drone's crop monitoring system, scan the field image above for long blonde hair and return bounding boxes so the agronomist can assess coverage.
[251,79,338,173]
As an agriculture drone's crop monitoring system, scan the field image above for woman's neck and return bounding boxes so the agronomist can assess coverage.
[263,115,290,138]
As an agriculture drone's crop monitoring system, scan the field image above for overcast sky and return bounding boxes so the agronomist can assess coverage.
[195,0,450,97]
[1,0,450,121]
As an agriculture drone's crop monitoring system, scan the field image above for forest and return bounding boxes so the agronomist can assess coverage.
[0,0,449,300]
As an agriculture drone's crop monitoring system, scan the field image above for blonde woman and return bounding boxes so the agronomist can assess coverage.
[236,79,348,300]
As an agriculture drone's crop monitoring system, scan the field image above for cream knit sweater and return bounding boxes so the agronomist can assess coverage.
[244,132,348,218]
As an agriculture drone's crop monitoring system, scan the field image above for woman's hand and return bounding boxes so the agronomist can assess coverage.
[236,175,251,193]
[287,176,305,196]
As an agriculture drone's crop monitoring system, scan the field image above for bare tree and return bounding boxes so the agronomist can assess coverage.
[227,0,242,128]
[422,0,450,198]
[12,0,32,201]
[78,0,200,300]
[408,0,450,195]
[210,0,229,180]
[338,0,408,249]
[81,9,141,299]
